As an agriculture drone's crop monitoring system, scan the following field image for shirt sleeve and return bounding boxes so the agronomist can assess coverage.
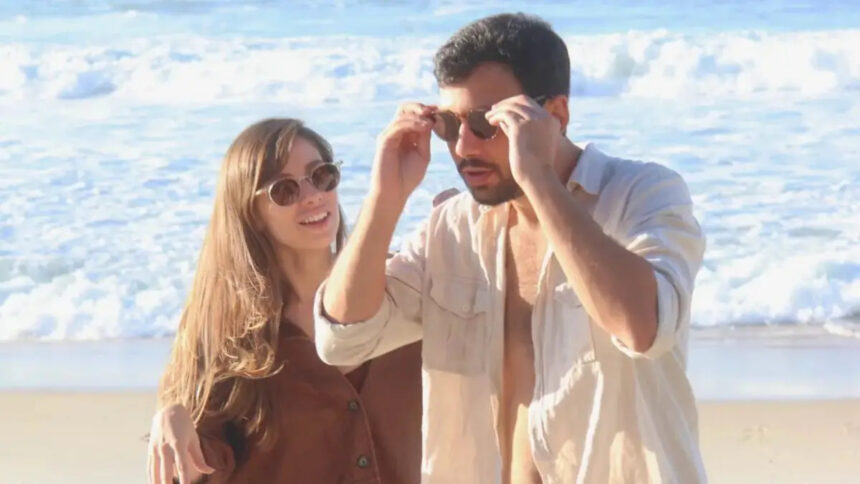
[612,163,706,359]
[314,218,428,366]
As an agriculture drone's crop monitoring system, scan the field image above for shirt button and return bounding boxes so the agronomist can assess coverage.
[357,455,371,469]
[347,400,360,412]
[461,303,470,312]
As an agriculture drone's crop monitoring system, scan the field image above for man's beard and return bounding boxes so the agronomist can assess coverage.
[458,158,523,206]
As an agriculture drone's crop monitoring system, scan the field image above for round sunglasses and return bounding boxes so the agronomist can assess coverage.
[256,161,342,207]
[431,95,548,142]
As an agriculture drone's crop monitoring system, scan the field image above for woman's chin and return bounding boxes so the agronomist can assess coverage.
[287,229,339,252]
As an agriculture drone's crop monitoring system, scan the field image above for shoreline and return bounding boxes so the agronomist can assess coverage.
[3,326,859,400]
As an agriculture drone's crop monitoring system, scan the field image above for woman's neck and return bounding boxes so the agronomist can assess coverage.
[276,246,334,336]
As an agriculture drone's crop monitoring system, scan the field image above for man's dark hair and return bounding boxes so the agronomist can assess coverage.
[433,13,570,98]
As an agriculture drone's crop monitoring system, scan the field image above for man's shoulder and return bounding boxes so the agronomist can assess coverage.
[602,154,684,189]
[574,143,686,197]
[595,153,693,217]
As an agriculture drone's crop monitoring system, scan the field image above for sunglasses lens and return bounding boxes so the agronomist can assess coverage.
[311,163,341,192]
[432,111,459,142]
[467,109,497,139]
[269,178,300,206]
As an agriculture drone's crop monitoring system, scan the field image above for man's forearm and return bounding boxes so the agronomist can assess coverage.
[323,191,405,324]
[521,166,658,352]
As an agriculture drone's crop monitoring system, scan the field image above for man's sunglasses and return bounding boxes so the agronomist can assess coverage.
[255,161,342,207]
[431,95,548,142]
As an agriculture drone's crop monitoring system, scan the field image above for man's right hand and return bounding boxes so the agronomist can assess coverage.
[371,102,435,205]
[147,403,215,484]
[319,103,434,329]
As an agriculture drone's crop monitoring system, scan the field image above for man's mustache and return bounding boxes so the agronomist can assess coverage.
[457,158,497,172]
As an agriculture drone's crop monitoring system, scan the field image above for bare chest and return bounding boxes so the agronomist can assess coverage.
[503,226,547,349]
[504,227,547,308]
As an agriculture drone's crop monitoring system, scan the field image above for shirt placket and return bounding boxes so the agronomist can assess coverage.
[286,335,382,484]
[341,374,381,483]
[527,228,562,476]
[473,204,511,471]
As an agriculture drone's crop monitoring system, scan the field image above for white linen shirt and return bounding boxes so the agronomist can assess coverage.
[315,143,707,483]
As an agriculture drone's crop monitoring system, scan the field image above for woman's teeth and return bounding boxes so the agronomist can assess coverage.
[300,212,329,225]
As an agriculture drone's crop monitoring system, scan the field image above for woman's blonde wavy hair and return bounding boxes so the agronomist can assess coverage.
[158,118,346,448]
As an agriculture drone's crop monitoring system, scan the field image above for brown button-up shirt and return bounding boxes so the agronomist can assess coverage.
[197,322,422,483]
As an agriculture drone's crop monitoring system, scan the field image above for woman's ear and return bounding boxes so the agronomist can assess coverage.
[250,198,268,233]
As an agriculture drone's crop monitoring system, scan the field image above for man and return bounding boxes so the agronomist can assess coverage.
[314,13,706,484]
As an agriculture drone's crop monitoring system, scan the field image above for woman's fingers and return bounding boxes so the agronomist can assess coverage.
[159,445,175,484]
[174,447,192,484]
[147,445,156,484]
[189,438,216,474]
[150,446,162,484]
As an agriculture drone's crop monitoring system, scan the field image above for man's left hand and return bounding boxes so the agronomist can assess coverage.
[485,94,561,187]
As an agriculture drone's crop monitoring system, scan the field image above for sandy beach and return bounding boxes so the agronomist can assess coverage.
[0,391,857,483]
[2,330,860,483]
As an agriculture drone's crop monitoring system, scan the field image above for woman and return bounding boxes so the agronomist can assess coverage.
[147,118,432,484]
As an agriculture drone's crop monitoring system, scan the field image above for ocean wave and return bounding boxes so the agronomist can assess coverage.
[2,24,859,342]
[692,252,860,328]
[0,256,181,341]
[1,249,858,341]
[566,29,860,97]
[1,29,859,105]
